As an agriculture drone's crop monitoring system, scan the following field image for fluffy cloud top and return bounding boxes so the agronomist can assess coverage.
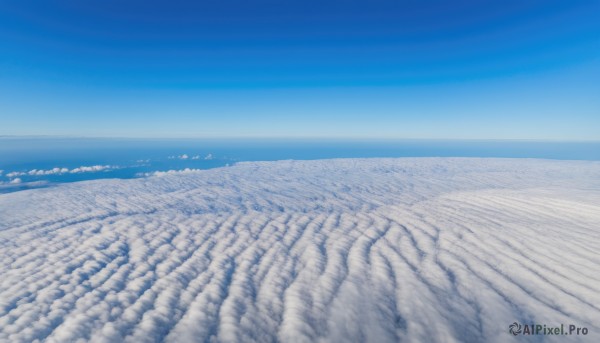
[0,158,599,342]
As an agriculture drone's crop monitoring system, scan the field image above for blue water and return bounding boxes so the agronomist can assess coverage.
[1,137,599,193]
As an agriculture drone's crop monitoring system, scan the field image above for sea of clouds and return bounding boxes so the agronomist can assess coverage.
[1,158,599,342]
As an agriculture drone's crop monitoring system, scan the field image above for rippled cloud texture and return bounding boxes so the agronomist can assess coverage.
[1,158,599,342]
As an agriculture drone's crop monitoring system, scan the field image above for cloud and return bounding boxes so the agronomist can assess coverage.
[5,165,116,178]
[140,168,204,177]
[168,154,211,160]
[5,171,22,178]
[69,165,114,174]
[0,158,599,342]
[28,167,69,176]
[169,154,191,160]
[0,180,48,193]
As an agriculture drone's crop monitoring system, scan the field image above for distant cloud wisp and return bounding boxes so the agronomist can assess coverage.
[168,153,213,160]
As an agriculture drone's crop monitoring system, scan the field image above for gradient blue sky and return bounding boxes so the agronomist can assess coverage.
[0,0,598,139]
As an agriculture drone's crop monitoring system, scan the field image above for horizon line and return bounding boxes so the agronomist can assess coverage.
[1,135,599,143]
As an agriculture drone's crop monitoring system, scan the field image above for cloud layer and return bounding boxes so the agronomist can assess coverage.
[1,158,599,342]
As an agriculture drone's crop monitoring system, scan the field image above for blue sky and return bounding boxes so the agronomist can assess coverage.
[0,0,598,139]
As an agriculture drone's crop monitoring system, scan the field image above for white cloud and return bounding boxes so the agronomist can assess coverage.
[6,171,22,178]
[204,153,213,160]
[141,168,204,177]
[5,165,116,178]
[168,154,194,160]
[0,158,599,342]
[69,165,113,174]
[28,167,69,176]
[9,177,21,184]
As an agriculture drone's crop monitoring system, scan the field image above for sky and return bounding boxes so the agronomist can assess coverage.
[0,0,598,140]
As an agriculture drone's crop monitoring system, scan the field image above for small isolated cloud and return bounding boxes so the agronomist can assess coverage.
[9,177,22,184]
[168,154,191,160]
[178,154,213,160]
